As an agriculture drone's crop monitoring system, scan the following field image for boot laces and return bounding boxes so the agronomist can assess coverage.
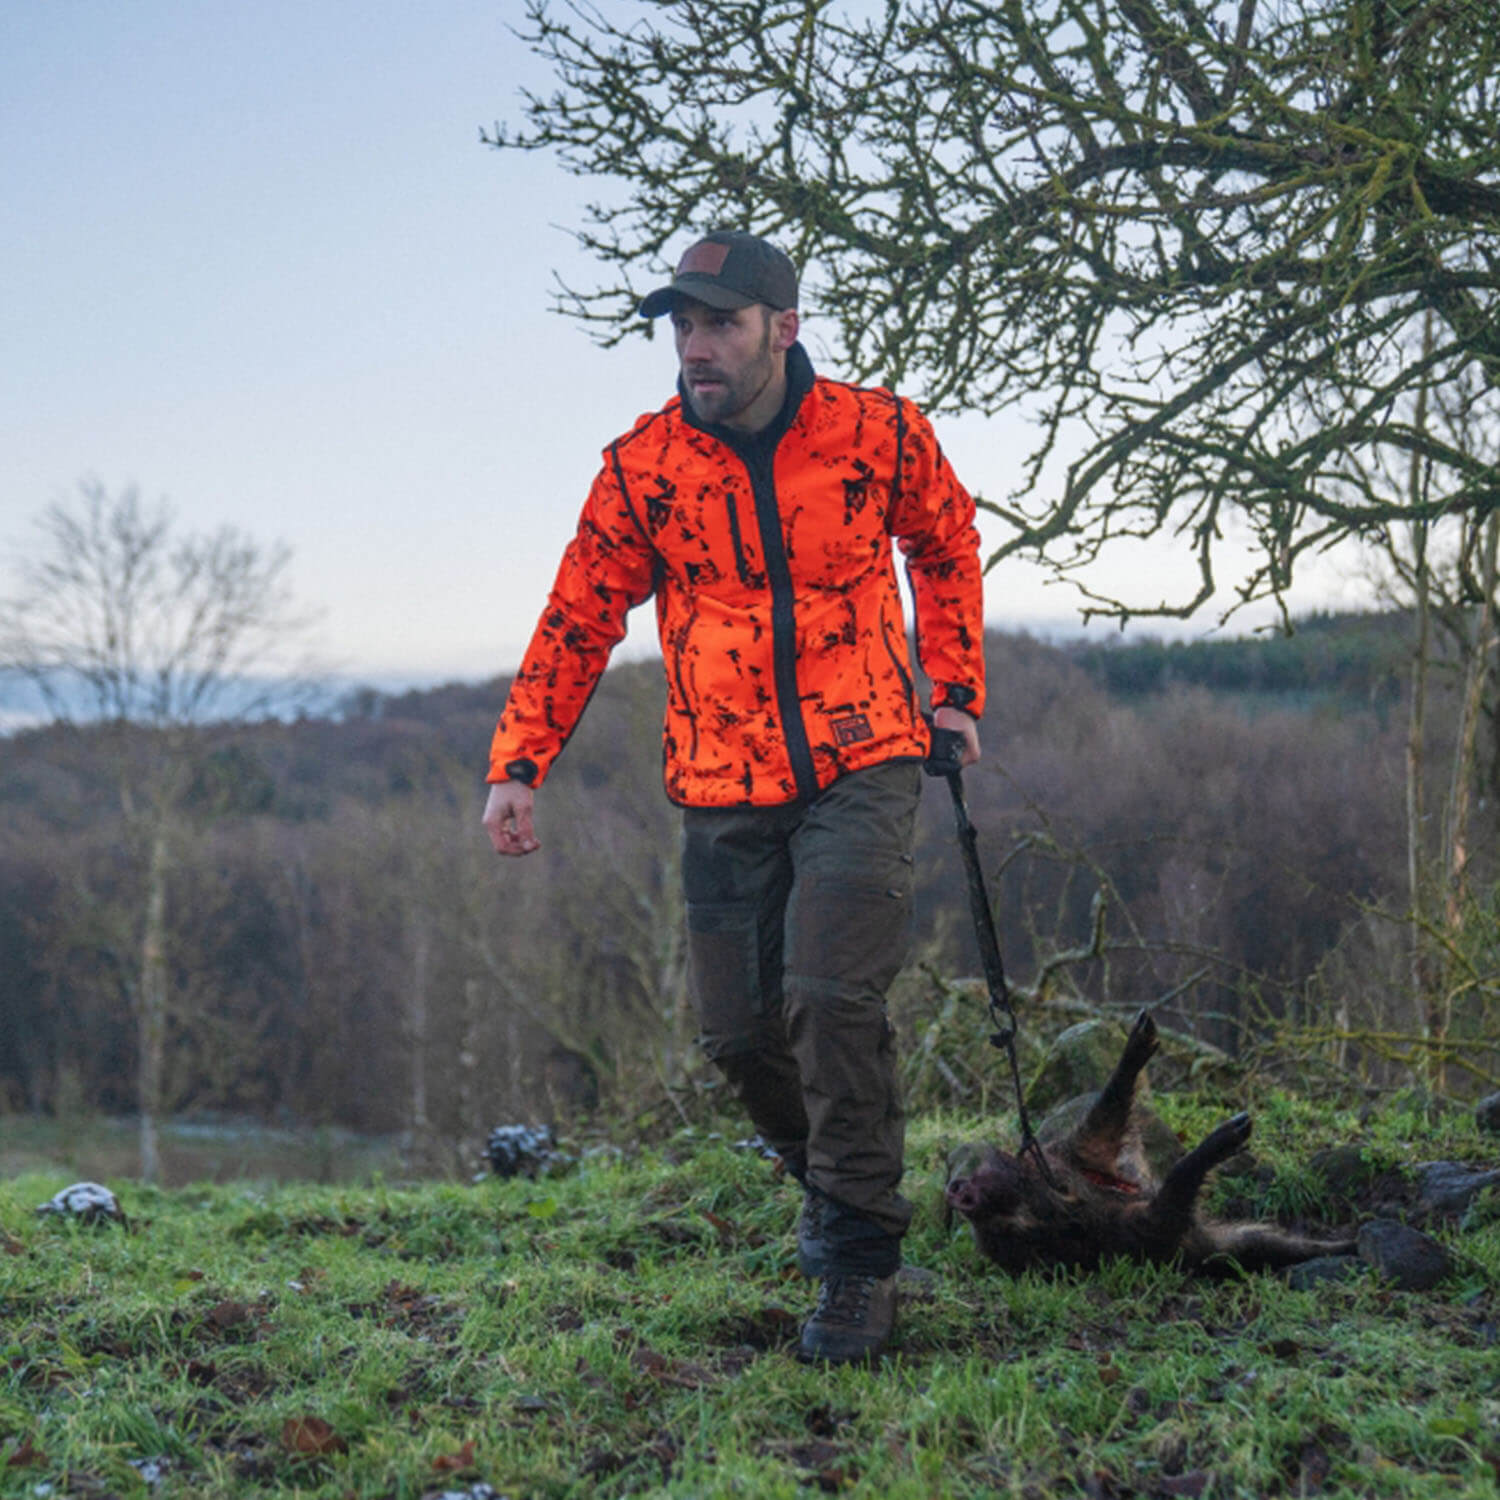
[813,1275,876,1327]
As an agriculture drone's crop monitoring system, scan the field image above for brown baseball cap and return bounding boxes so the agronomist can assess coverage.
[639,230,798,318]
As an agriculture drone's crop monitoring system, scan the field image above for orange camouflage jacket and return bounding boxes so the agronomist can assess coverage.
[488,344,986,808]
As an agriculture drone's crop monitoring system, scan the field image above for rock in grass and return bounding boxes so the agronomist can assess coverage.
[1475,1092,1500,1135]
[35,1181,127,1226]
[1356,1219,1451,1290]
[896,1266,940,1300]
[1284,1255,1365,1290]
[1415,1161,1500,1216]
[1025,1018,1135,1116]
[1309,1143,1382,1199]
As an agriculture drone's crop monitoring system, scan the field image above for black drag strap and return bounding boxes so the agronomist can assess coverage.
[925,725,1056,1186]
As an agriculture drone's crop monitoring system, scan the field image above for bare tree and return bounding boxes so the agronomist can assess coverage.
[1360,354,1500,1084]
[0,479,320,1180]
[495,0,1500,625]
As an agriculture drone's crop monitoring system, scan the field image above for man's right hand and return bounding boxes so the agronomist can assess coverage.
[483,781,541,856]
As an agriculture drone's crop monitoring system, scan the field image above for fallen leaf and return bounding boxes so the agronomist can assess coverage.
[288,1266,327,1294]
[6,1438,44,1468]
[629,1345,710,1388]
[208,1299,254,1331]
[281,1415,347,1458]
[431,1439,476,1473]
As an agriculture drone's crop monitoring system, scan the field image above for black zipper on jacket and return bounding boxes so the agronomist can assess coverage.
[686,344,821,803]
[741,442,819,802]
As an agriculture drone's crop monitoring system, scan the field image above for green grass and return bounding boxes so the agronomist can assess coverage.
[1,1103,1497,1499]
[0,1115,404,1188]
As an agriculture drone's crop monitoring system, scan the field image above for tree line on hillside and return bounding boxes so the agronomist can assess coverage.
[4,616,1496,1171]
[1064,611,1413,708]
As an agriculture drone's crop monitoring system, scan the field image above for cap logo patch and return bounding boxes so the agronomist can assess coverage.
[678,242,731,276]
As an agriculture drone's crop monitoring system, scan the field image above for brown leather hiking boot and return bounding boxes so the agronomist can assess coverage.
[796,1273,898,1364]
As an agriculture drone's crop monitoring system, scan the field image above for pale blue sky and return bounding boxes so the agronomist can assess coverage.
[2,2,1368,686]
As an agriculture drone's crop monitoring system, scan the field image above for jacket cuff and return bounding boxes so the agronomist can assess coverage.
[487,752,547,788]
[932,682,982,719]
[502,757,538,787]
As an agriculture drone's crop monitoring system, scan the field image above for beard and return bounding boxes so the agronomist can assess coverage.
[682,320,776,427]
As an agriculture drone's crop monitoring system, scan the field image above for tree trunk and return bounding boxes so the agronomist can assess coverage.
[1402,313,1440,1086]
[405,926,431,1174]
[457,977,484,1176]
[1406,525,1431,1050]
[138,821,169,1183]
[1437,511,1500,1090]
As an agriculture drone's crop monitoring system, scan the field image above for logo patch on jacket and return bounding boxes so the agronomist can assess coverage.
[829,712,874,746]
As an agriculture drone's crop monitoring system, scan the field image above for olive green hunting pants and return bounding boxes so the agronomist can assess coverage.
[681,761,920,1275]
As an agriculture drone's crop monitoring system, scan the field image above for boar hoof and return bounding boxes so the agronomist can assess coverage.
[1203,1112,1252,1156]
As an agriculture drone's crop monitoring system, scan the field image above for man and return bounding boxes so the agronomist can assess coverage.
[483,230,985,1362]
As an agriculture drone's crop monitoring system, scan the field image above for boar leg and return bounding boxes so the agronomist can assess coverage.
[1148,1111,1252,1228]
[1073,1010,1159,1168]
[1203,1222,1360,1272]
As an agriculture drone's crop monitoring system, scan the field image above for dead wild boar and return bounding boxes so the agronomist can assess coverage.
[946,1010,1357,1276]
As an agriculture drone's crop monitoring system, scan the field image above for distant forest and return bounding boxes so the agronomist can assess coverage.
[2,611,1495,1158]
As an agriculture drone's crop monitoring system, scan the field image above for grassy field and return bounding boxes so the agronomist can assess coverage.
[2,1093,1497,1499]
[0,1116,405,1189]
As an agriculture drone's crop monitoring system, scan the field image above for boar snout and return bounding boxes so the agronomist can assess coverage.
[946,1157,1023,1218]
[946,1175,985,1215]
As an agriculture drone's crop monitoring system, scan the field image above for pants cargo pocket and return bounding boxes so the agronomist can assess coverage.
[785,852,914,996]
[686,900,767,1061]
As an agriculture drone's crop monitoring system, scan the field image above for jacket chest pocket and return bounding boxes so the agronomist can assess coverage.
[654,482,764,594]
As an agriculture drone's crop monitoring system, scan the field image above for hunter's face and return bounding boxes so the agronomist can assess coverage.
[673,300,793,430]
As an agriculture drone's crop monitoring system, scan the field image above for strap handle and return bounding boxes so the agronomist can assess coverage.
[924,722,1057,1186]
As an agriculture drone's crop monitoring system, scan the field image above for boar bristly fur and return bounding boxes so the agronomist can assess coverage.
[946,1010,1356,1276]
